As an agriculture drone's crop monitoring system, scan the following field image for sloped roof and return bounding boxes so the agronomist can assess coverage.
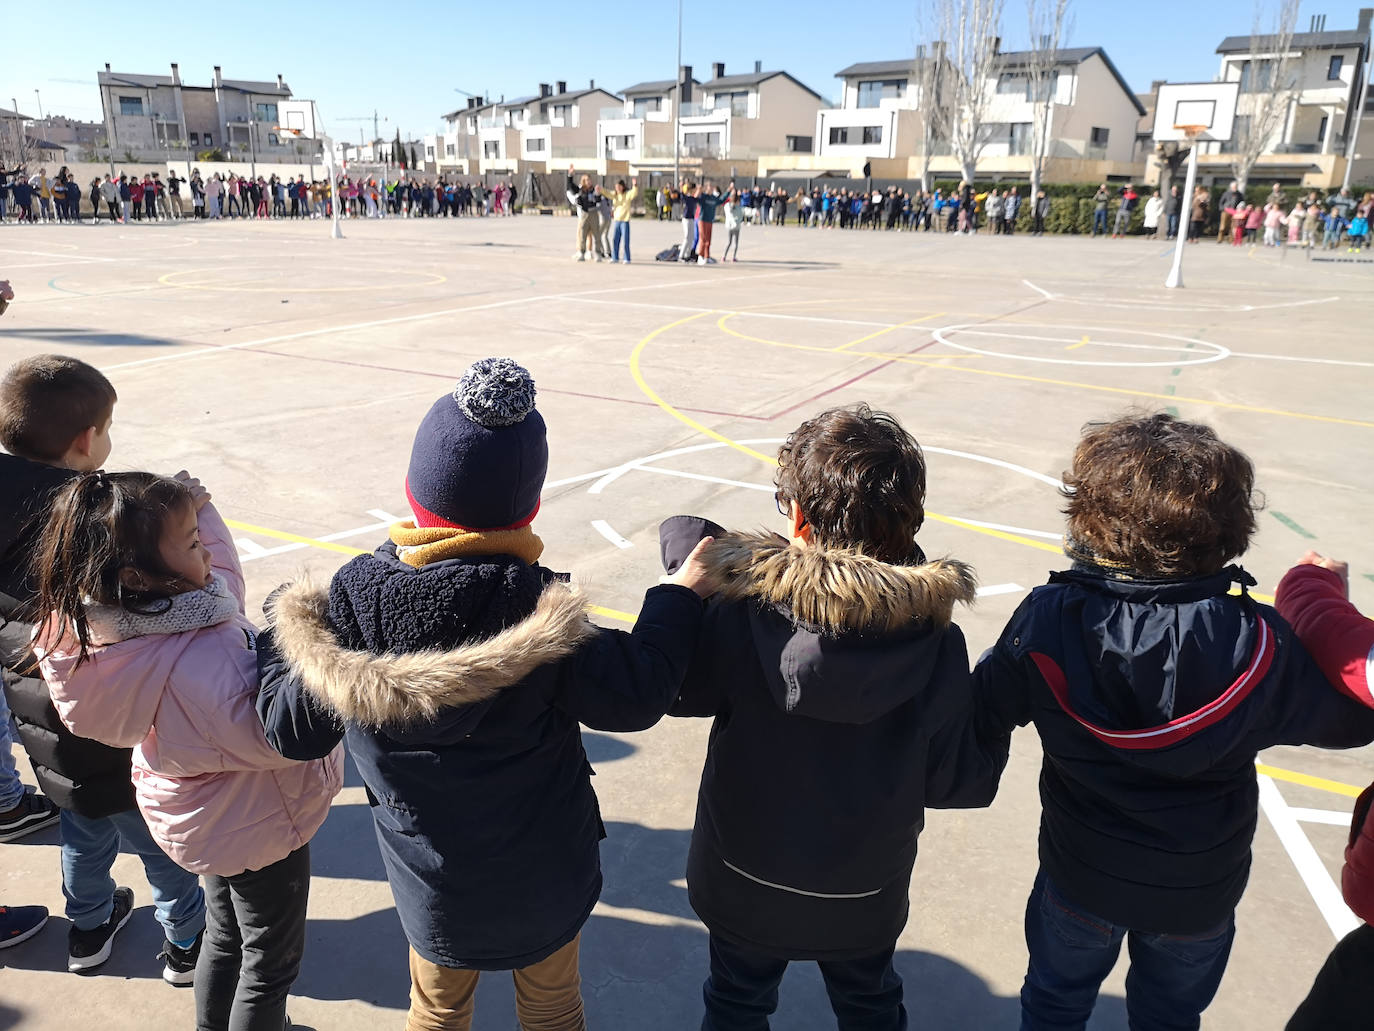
[221,78,291,95]
[0,107,34,120]
[27,137,68,151]
[700,70,824,101]
[835,59,920,78]
[621,79,697,95]
[542,87,622,105]
[98,70,175,88]
[498,95,538,110]
[442,101,499,120]
[1217,29,1368,53]
[994,47,1146,116]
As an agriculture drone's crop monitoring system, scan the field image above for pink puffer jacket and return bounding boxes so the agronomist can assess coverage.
[38,503,343,877]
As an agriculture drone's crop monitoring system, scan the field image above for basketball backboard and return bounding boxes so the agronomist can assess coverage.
[1152,82,1240,143]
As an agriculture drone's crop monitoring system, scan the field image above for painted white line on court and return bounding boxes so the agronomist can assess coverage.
[1024,280,1340,314]
[956,519,1062,541]
[100,272,807,373]
[976,583,1024,597]
[591,520,634,549]
[235,538,267,557]
[1257,773,1360,940]
[1022,279,1055,300]
[367,509,404,523]
[0,248,113,262]
[1229,351,1374,369]
[1288,807,1356,827]
[923,447,1065,490]
[634,465,773,493]
[592,901,702,931]
[934,325,1231,368]
[237,517,391,562]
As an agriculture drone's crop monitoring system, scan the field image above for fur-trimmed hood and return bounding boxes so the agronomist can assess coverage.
[701,531,977,635]
[698,531,979,725]
[267,577,596,729]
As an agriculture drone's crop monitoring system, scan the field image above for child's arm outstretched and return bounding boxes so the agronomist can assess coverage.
[924,626,1011,808]
[1275,554,1373,707]
[173,472,247,610]
[256,620,348,761]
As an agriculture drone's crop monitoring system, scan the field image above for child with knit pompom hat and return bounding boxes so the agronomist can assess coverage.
[256,358,714,1031]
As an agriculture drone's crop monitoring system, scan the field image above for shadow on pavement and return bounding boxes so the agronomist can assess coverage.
[0,328,180,348]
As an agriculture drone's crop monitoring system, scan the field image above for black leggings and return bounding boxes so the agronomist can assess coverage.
[1287,923,1374,1031]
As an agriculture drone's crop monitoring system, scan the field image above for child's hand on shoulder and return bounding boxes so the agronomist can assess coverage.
[662,537,718,599]
[1297,550,1348,596]
[174,470,212,511]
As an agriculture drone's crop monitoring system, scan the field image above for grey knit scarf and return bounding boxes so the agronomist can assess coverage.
[85,573,240,646]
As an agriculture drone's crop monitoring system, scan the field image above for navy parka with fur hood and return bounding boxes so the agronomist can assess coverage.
[665,522,1008,960]
[974,564,1374,935]
[255,542,703,970]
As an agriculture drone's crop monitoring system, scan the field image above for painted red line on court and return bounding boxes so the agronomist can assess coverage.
[765,338,938,420]
[249,348,767,421]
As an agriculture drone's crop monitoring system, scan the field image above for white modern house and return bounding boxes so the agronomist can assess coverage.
[595,73,698,163]
[1191,8,1372,187]
[815,59,932,163]
[676,62,824,161]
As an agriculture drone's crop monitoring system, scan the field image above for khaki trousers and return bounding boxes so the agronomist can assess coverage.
[576,210,602,257]
[406,936,586,1031]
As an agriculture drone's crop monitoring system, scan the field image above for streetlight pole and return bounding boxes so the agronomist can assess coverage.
[12,97,26,164]
[673,0,682,193]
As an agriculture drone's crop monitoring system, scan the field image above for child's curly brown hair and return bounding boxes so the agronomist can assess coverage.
[1062,413,1258,578]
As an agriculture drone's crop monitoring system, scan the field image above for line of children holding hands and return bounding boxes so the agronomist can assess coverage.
[2,351,1372,1031]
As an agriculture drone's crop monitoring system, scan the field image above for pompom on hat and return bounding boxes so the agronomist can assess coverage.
[405,358,548,531]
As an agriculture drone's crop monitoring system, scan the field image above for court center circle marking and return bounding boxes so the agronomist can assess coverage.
[933,324,1230,368]
[1024,278,1339,314]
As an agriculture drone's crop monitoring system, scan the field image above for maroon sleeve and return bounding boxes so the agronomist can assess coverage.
[1275,564,1374,708]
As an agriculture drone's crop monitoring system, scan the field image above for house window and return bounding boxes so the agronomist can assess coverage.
[1238,60,1274,93]
[1328,55,1344,80]
[996,74,1027,95]
[1090,126,1110,147]
[683,131,721,155]
[525,137,546,153]
[1009,122,1032,155]
[862,125,883,144]
[1318,115,1329,142]
[856,79,907,107]
[1030,71,1059,101]
[203,133,213,146]
[254,103,278,123]
[603,135,634,152]
[828,126,850,144]
[633,96,663,118]
[483,140,500,158]
[715,90,749,116]
[268,133,280,146]
[189,132,200,146]
[446,144,456,156]
[118,95,143,116]
[426,146,434,157]
[785,135,812,153]
[552,104,571,121]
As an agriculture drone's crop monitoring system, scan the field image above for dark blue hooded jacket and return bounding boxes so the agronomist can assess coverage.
[255,543,702,969]
[975,564,1374,935]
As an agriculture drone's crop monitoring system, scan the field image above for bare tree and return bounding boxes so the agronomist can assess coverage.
[1023,0,1073,201]
[1229,0,1301,191]
[920,0,1006,183]
[912,43,946,191]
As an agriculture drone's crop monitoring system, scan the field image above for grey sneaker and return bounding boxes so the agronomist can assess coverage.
[68,886,134,972]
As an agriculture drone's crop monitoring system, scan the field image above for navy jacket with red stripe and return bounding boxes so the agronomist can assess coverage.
[974,564,1374,935]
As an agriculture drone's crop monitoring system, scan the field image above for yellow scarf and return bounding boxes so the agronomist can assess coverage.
[389,521,545,569]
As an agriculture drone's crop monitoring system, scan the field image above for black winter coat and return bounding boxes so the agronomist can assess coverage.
[665,523,1007,960]
[0,454,136,819]
[256,544,703,969]
[974,564,1374,935]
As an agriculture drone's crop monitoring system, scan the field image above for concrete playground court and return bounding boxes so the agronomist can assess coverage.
[0,212,1371,1030]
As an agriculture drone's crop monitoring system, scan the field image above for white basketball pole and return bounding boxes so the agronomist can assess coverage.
[1165,137,1199,289]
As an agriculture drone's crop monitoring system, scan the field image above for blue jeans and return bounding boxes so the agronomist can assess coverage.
[1092,209,1108,235]
[612,220,631,261]
[0,685,25,810]
[702,933,907,1031]
[1167,213,1180,238]
[1020,870,1234,1031]
[61,807,205,940]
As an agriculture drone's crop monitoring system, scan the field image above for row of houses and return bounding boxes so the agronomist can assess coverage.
[419,9,1372,189]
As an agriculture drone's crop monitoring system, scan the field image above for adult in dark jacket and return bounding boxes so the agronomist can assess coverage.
[255,358,712,1030]
[1217,180,1243,242]
[975,413,1374,1031]
[664,405,1007,1031]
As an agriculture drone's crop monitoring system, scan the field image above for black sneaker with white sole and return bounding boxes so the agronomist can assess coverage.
[68,886,134,972]
[157,929,202,986]
[0,904,49,948]
[0,791,60,842]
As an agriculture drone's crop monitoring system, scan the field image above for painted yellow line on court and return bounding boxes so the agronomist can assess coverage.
[224,519,370,556]
[589,605,637,624]
[831,313,946,352]
[1066,335,1090,351]
[1258,764,1363,799]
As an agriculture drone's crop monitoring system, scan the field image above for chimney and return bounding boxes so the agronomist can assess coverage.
[754,60,762,74]
[1358,8,1372,35]
[170,62,181,85]
[589,78,595,89]
[1150,78,1166,93]
[276,73,284,89]
[105,62,111,72]
[990,36,1001,54]
[539,83,551,97]
[713,62,726,79]
[556,80,567,94]
[680,65,693,103]
[213,65,223,88]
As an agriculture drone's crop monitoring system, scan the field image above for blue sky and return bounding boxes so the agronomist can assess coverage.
[4,1,1363,142]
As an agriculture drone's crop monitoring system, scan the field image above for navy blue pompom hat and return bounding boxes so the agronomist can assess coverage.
[405,358,548,530]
